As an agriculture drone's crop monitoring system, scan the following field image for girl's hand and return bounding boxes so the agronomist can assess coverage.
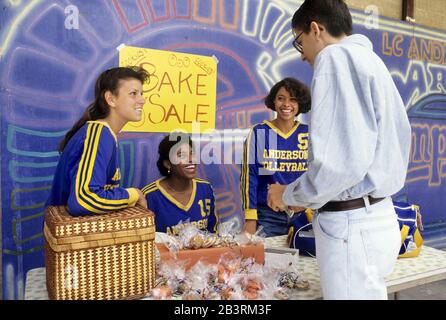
[244,220,257,235]
[136,189,148,209]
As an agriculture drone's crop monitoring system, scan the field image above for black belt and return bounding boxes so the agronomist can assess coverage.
[320,196,385,212]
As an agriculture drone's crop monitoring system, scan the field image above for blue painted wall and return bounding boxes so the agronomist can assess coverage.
[1,0,445,299]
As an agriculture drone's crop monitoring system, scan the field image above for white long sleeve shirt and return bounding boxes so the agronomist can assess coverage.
[283,34,411,209]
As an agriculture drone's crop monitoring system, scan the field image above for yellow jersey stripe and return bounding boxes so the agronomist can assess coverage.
[240,135,246,209]
[75,123,107,213]
[262,120,300,139]
[240,129,248,209]
[81,123,129,208]
[88,120,117,142]
[142,186,157,195]
[76,123,116,213]
[213,194,219,233]
[141,182,157,194]
[142,186,158,196]
[240,138,246,208]
[156,178,197,211]
[77,123,129,211]
[195,178,210,184]
[243,129,254,210]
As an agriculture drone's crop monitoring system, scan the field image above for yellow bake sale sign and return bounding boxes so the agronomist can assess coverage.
[119,45,217,133]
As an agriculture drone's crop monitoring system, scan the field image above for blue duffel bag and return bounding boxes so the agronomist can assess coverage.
[288,201,423,258]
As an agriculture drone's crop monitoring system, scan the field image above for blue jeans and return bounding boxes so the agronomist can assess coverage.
[257,205,293,237]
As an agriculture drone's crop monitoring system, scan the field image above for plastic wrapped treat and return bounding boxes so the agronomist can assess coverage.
[151,286,173,300]
[241,278,263,300]
[215,254,266,300]
[262,251,310,299]
[160,220,263,250]
[218,285,235,300]
[273,288,290,300]
[274,269,310,291]
[275,258,310,291]
[178,222,201,249]
[153,260,189,298]
[161,255,292,300]
[188,261,214,292]
[218,219,240,238]
[163,234,182,258]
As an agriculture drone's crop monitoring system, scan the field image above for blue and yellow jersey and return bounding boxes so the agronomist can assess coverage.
[240,120,309,220]
[46,121,140,216]
[143,178,218,236]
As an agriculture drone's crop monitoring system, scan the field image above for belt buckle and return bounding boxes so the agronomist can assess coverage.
[285,208,295,218]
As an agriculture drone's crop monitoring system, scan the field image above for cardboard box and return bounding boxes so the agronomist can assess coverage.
[156,243,265,270]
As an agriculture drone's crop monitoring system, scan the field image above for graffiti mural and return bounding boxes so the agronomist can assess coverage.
[0,0,445,299]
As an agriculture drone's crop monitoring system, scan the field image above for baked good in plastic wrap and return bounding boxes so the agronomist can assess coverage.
[263,250,311,300]
[154,220,265,270]
[148,249,310,300]
[162,219,264,251]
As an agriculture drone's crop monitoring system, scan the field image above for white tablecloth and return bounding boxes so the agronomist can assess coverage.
[25,235,446,299]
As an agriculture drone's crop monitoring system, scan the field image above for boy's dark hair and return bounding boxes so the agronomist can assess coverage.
[59,66,149,152]
[157,133,193,176]
[264,77,311,114]
[291,0,352,37]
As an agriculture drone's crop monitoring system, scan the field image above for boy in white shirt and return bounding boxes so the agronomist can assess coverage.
[267,0,411,299]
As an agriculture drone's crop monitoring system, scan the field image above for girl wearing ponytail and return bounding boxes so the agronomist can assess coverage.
[47,66,149,216]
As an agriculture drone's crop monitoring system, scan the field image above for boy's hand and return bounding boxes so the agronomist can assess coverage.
[267,183,287,212]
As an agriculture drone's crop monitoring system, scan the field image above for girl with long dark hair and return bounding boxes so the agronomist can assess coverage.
[47,66,149,216]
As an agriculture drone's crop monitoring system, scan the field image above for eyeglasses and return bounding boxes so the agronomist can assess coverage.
[292,31,303,54]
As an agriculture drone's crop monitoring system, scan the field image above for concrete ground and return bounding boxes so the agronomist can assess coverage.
[388,246,446,300]
[388,279,446,300]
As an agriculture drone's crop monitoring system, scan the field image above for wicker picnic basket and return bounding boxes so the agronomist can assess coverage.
[44,205,156,300]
